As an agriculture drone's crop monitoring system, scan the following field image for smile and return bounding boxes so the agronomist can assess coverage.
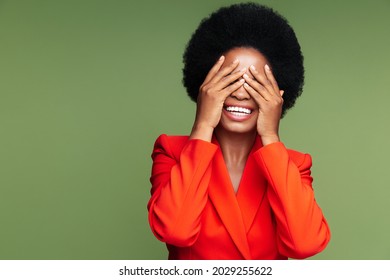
[224,106,253,116]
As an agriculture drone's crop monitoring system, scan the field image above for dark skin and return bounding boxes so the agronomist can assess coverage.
[190,47,284,192]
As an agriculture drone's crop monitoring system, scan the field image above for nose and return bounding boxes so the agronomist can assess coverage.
[230,82,251,100]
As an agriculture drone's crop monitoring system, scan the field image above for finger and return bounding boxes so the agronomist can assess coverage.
[209,58,240,84]
[217,67,247,89]
[249,65,275,95]
[243,82,265,107]
[264,64,280,93]
[280,90,284,97]
[203,56,225,84]
[243,73,271,101]
[220,78,245,98]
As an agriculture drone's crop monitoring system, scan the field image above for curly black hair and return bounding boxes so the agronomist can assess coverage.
[182,2,304,117]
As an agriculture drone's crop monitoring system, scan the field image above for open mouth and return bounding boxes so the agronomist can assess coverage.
[224,106,253,116]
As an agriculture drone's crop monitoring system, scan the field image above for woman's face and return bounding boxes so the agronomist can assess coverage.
[216,47,270,135]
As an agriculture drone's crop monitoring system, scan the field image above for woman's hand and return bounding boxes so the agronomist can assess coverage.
[243,64,284,146]
[190,56,246,141]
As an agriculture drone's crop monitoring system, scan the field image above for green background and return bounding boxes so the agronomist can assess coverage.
[0,0,389,260]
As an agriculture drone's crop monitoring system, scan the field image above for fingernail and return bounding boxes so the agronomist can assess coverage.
[265,64,271,71]
[250,65,256,71]
[243,74,249,79]
[244,82,249,87]
[239,78,245,83]
[219,55,224,61]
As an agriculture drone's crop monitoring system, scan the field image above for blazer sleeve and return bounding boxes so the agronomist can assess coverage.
[253,142,331,259]
[148,134,218,247]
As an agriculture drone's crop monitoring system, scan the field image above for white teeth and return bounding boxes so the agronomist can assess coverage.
[230,112,248,116]
[225,106,252,114]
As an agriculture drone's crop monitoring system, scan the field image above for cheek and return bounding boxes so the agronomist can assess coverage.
[250,112,258,123]
[250,109,259,119]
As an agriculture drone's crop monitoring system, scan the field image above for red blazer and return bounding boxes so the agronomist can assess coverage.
[148,134,330,259]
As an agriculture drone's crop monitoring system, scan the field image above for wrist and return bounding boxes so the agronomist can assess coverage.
[189,122,214,142]
[260,134,280,146]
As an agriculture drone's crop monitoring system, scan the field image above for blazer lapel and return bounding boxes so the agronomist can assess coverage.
[236,136,267,233]
[208,137,252,260]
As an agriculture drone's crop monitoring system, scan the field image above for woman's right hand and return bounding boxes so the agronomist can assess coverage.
[189,56,246,141]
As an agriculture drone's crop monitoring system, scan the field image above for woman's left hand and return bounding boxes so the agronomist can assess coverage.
[243,64,284,146]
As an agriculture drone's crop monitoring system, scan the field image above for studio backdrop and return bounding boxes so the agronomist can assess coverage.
[0,0,389,259]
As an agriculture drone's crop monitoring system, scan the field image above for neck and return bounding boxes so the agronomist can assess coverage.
[214,129,257,165]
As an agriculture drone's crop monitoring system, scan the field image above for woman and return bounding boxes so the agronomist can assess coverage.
[147,3,330,260]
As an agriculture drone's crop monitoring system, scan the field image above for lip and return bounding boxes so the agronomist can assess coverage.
[223,105,254,122]
[224,104,254,111]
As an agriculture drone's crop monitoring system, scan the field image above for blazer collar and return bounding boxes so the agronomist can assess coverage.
[208,135,267,260]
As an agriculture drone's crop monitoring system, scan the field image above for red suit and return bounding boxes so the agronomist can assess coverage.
[148,134,330,259]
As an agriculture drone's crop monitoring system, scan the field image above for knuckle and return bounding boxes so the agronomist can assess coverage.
[264,80,272,87]
[205,87,218,97]
[205,88,213,95]
[200,85,213,95]
[272,98,283,106]
[199,84,207,93]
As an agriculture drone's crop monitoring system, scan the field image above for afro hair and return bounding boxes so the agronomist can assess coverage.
[182,2,304,117]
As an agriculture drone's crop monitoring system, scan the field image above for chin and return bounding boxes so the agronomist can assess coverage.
[216,120,257,135]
